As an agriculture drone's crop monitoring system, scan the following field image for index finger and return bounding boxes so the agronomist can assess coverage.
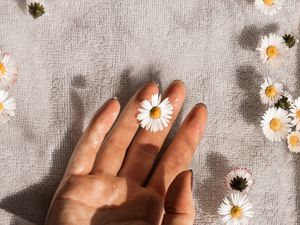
[64,98,120,176]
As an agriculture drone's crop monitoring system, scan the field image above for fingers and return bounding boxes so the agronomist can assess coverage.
[64,98,120,176]
[148,104,207,196]
[118,81,186,185]
[162,170,195,225]
[92,82,159,175]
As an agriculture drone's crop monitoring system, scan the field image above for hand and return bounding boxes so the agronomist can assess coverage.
[45,81,207,225]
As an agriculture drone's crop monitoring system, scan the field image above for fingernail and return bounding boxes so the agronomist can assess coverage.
[172,80,185,86]
[151,80,159,87]
[196,103,207,109]
[112,96,118,100]
[189,169,193,191]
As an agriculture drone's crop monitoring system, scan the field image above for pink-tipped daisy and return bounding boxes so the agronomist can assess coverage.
[0,51,18,90]
[225,168,254,193]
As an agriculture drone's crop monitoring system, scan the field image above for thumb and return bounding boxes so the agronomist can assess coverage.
[162,170,195,225]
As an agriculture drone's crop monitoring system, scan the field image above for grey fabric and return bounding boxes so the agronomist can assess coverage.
[0,0,299,224]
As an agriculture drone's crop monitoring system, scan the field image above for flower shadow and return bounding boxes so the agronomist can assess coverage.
[235,65,264,125]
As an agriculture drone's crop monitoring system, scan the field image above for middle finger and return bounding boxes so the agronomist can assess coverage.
[118,81,186,185]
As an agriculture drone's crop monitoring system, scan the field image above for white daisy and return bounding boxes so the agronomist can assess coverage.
[259,77,283,106]
[261,107,292,142]
[287,132,300,153]
[218,193,254,225]
[290,97,300,131]
[257,34,289,68]
[0,51,18,90]
[255,0,284,16]
[225,168,254,193]
[0,90,16,125]
[137,93,173,133]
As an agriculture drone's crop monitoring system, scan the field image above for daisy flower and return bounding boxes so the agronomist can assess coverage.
[257,34,289,68]
[287,132,300,153]
[255,0,284,16]
[137,93,173,133]
[225,168,254,193]
[26,0,45,19]
[0,51,18,90]
[0,90,16,125]
[259,77,283,106]
[218,193,254,225]
[290,97,300,131]
[261,107,291,142]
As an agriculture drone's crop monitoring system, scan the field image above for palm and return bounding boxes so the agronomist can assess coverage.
[46,81,207,225]
[48,173,163,225]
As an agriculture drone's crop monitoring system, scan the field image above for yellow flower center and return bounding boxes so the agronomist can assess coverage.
[150,107,161,119]
[264,0,274,6]
[231,206,242,219]
[296,110,300,120]
[266,46,278,58]
[0,103,4,112]
[0,63,6,76]
[270,118,281,131]
[265,86,277,97]
[289,135,299,147]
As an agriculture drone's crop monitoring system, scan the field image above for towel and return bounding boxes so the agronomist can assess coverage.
[0,0,299,224]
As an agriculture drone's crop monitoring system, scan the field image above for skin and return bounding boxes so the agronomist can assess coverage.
[45,80,207,225]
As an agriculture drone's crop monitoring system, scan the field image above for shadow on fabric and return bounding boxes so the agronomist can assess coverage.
[0,78,85,225]
[198,152,230,215]
[238,23,279,51]
[235,65,263,125]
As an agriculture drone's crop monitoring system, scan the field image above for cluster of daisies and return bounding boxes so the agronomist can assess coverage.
[260,77,300,153]
[26,0,45,19]
[218,168,255,225]
[0,51,18,124]
[255,0,284,16]
[137,93,173,133]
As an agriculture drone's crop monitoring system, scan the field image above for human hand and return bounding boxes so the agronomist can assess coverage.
[45,81,207,225]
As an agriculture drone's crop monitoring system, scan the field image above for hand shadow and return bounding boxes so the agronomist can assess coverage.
[0,76,86,225]
[235,65,263,125]
[238,23,279,51]
[198,152,230,215]
[116,65,162,107]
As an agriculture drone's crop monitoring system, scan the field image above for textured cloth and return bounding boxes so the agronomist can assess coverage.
[0,0,300,224]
